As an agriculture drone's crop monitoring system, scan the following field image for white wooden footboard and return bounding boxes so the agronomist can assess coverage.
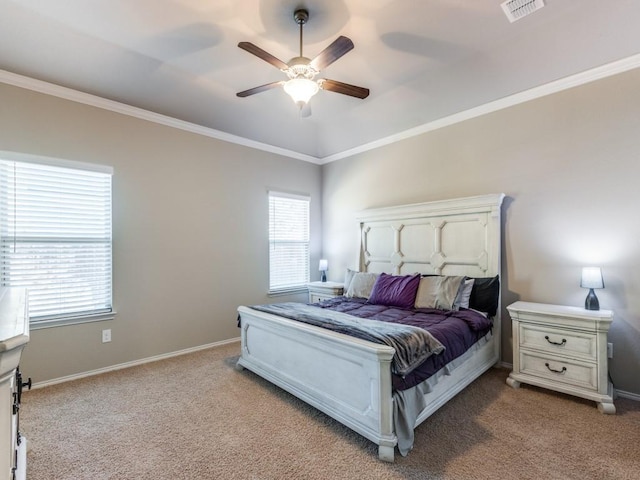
[236,305,398,461]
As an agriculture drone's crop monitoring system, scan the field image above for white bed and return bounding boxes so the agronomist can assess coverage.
[237,193,505,461]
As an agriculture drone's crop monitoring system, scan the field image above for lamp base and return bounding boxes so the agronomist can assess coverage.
[320,272,326,282]
[585,288,600,311]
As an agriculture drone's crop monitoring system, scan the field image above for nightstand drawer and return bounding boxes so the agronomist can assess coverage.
[519,351,598,391]
[307,281,344,303]
[310,293,331,303]
[519,324,597,361]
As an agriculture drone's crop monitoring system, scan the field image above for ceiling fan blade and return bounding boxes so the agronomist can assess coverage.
[237,81,285,97]
[309,36,354,71]
[238,42,289,71]
[319,79,369,99]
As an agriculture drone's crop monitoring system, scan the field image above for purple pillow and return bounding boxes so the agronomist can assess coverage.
[368,273,421,309]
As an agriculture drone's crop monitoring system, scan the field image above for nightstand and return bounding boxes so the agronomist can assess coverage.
[506,301,615,414]
[307,281,344,303]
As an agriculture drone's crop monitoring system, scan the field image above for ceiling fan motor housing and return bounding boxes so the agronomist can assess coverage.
[286,58,317,79]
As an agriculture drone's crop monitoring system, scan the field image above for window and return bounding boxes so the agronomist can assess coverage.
[0,156,113,327]
[268,191,310,294]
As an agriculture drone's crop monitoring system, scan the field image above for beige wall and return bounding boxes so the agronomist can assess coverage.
[321,68,640,395]
[0,83,322,383]
[3,67,639,396]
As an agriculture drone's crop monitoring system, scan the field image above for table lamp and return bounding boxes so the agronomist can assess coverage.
[581,267,604,311]
[319,259,328,282]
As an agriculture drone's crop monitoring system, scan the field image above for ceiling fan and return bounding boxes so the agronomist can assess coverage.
[236,8,369,114]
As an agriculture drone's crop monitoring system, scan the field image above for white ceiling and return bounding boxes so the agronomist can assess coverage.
[1,0,640,161]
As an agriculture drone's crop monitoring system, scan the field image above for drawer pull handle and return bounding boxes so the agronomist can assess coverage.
[545,335,566,346]
[545,362,567,374]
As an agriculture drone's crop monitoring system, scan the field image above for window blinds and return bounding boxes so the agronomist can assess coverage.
[0,160,113,321]
[268,192,310,292]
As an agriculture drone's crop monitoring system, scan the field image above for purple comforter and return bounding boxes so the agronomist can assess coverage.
[313,297,493,391]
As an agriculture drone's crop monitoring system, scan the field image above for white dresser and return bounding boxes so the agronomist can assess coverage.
[506,301,615,414]
[0,288,29,480]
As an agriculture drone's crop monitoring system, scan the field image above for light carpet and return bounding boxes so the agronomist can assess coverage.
[22,342,640,479]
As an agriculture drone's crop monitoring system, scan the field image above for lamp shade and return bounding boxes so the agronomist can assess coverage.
[284,78,319,105]
[581,267,604,289]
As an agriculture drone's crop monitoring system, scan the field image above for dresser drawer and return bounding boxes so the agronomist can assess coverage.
[519,351,598,391]
[519,324,597,361]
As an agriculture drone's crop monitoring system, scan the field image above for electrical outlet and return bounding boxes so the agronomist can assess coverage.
[607,342,613,359]
[102,329,111,343]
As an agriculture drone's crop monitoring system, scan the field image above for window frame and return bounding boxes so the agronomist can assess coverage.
[0,151,115,329]
[267,190,311,295]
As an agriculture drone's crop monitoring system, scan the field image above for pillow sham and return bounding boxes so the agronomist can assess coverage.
[368,273,421,309]
[453,278,475,310]
[468,275,500,317]
[344,272,379,299]
[344,268,357,292]
[415,275,466,310]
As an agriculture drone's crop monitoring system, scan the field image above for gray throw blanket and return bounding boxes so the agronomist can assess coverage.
[249,302,445,376]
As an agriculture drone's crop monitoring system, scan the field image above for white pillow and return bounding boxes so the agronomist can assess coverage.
[414,275,466,310]
[453,278,475,310]
[344,268,358,292]
[345,272,379,299]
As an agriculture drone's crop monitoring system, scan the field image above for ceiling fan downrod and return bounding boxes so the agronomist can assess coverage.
[293,9,309,58]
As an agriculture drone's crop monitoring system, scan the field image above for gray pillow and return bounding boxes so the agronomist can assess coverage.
[415,275,466,310]
[345,272,379,299]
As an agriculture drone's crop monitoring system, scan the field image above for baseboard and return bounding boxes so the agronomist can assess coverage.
[30,337,241,390]
[616,389,640,401]
[497,361,638,402]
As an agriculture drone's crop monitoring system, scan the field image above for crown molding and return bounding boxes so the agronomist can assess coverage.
[0,70,321,165]
[320,53,640,164]
[2,52,640,166]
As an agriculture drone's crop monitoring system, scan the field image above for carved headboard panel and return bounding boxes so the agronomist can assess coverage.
[356,194,505,278]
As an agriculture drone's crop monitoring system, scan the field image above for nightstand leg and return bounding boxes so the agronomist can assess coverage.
[597,402,616,414]
[506,376,520,389]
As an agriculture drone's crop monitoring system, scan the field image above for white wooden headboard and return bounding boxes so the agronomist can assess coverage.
[356,194,505,278]
[356,193,505,364]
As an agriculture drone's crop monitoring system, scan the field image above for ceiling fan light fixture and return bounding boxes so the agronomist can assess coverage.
[236,7,368,109]
[284,77,319,105]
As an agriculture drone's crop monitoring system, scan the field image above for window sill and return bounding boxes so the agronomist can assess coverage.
[268,287,308,297]
[30,311,117,330]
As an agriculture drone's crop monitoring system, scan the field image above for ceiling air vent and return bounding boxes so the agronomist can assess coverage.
[501,0,545,23]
